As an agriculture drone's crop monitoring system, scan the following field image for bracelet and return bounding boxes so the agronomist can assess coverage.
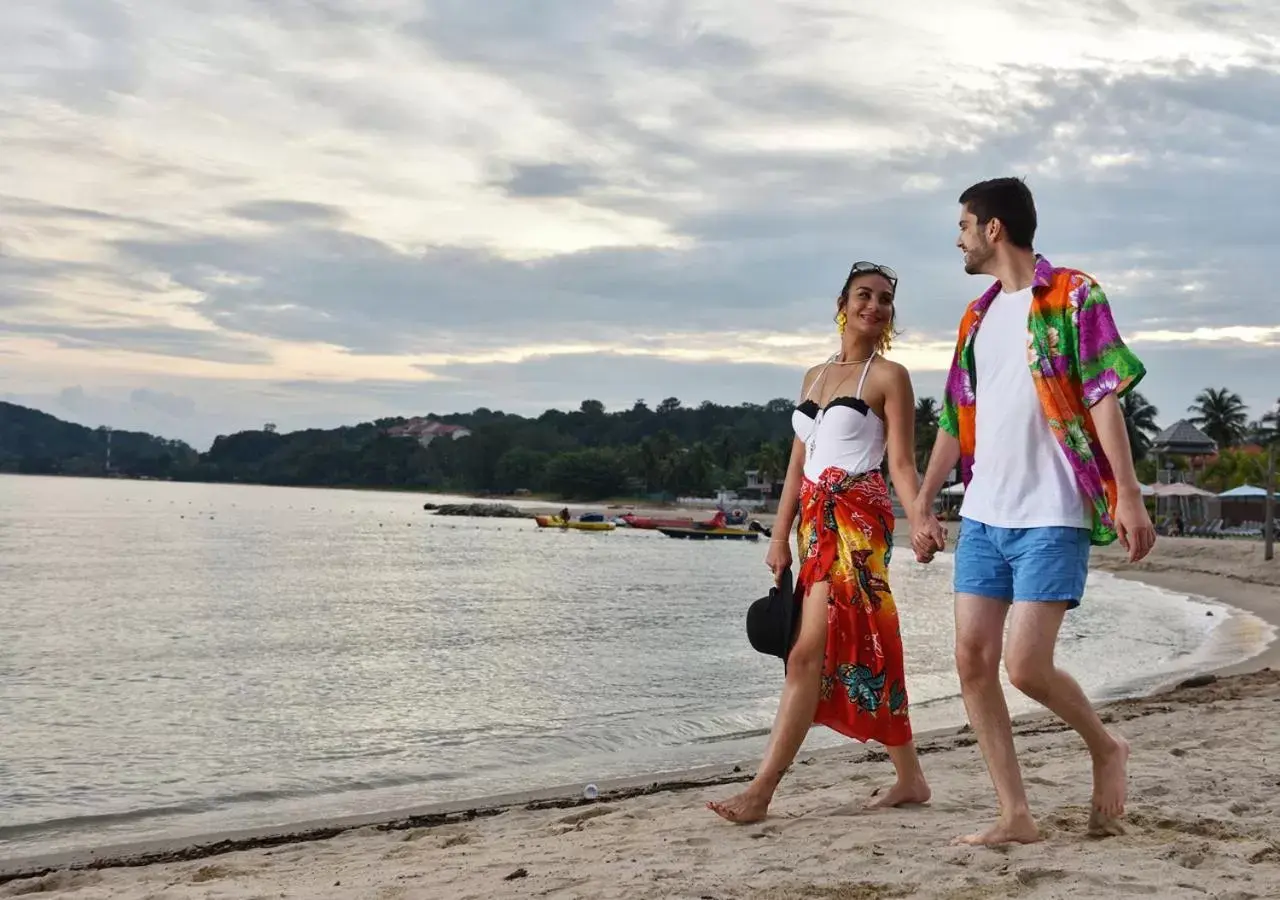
[769,537,789,543]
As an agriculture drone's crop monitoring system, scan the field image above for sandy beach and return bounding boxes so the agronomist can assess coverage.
[3,537,1278,899]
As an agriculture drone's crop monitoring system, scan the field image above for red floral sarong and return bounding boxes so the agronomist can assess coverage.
[797,467,913,747]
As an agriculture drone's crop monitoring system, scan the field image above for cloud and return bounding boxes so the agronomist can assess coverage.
[228,200,348,225]
[496,163,602,199]
[0,0,1277,445]
[129,387,197,419]
[2,322,272,365]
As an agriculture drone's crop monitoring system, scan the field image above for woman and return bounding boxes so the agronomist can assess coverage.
[708,261,932,823]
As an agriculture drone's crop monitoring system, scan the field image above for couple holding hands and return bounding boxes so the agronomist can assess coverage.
[710,177,1157,846]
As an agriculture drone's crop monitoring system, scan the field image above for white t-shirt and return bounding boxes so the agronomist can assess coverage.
[959,287,1090,530]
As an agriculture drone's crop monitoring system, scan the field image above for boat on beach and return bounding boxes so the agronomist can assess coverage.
[619,513,698,529]
[656,525,760,541]
[534,515,616,532]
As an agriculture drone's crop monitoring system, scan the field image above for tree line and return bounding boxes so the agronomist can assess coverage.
[0,402,196,478]
[1163,387,1279,493]
[1,388,1276,501]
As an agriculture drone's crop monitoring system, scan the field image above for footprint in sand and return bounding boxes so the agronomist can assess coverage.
[1159,845,1210,870]
[440,831,474,849]
[190,864,248,883]
[556,806,616,827]
[0,872,104,896]
[383,827,475,859]
[1133,811,1249,841]
[1014,868,1069,887]
[1247,844,1280,864]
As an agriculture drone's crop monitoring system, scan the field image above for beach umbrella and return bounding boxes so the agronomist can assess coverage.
[1217,484,1269,498]
[1151,482,1214,497]
[1151,481,1214,522]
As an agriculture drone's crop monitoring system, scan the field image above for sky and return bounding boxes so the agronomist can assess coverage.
[2,0,1278,449]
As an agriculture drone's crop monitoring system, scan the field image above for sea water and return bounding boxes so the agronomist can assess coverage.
[0,475,1266,860]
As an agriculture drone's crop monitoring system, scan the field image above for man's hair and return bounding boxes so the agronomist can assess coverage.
[958,177,1037,250]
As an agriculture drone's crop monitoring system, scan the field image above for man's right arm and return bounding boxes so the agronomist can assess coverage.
[909,429,960,559]
[914,321,965,520]
[918,429,961,510]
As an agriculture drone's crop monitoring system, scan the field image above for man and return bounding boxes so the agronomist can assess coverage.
[912,177,1156,846]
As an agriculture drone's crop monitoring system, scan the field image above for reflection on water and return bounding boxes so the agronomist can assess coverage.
[0,475,1246,858]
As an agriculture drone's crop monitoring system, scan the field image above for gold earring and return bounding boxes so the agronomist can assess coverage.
[836,308,847,334]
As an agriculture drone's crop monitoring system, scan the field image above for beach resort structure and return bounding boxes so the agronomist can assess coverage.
[384,418,473,448]
[1151,419,1217,482]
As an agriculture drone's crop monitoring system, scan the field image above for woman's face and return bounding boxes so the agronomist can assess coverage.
[841,273,895,338]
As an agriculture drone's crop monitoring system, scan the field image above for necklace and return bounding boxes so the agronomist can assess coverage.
[805,351,878,456]
[806,363,862,457]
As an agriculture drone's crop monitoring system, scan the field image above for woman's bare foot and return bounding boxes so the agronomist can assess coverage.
[865,777,932,809]
[1091,733,1130,820]
[952,810,1041,846]
[1087,808,1127,837]
[706,787,772,824]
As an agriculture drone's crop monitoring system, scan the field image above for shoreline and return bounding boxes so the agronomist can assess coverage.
[3,538,1277,890]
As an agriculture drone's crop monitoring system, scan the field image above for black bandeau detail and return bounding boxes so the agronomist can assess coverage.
[794,395,870,419]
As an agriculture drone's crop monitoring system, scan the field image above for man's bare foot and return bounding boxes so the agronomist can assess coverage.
[952,811,1041,846]
[706,788,771,824]
[1091,733,1130,821]
[865,778,932,809]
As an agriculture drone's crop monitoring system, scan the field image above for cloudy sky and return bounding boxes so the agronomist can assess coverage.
[3,0,1278,448]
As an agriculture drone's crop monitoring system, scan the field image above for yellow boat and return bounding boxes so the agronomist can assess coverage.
[534,515,616,532]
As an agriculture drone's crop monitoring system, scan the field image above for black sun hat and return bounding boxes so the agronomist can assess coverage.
[746,568,799,662]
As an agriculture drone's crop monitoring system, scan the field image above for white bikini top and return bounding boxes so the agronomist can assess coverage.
[790,353,887,482]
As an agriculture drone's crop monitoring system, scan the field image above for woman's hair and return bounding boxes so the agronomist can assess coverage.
[835,271,901,353]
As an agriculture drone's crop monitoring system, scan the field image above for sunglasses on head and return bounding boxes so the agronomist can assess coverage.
[846,260,898,289]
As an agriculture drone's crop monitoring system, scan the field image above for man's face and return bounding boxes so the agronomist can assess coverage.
[956,206,995,275]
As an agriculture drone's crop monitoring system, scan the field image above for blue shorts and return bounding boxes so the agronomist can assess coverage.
[952,518,1091,608]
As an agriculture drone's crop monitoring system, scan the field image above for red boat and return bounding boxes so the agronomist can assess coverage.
[616,514,696,527]
[620,510,728,530]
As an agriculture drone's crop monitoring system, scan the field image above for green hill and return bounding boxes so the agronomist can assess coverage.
[179,397,803,499]
[0,402,197,478]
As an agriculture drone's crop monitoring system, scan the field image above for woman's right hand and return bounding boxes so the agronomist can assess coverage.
[765,538,792,581]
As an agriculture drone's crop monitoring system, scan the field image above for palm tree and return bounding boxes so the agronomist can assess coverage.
[1258,398,1280,445]
[753,441,787,496]
[1187,387,1249,450]
[1200,448,1267,494]
[1120,391,1160,461]
[914,396,940,471]
[1246,419,1274,446]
